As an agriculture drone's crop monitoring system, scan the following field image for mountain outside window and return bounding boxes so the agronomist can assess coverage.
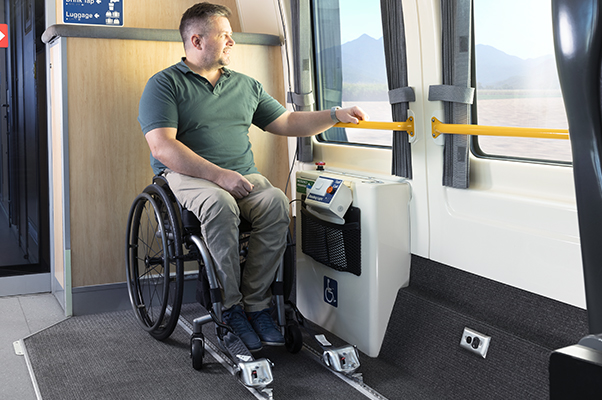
[312,0,392,147]
[473,0,571,164]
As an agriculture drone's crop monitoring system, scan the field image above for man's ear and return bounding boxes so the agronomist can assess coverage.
[190,34,203,50]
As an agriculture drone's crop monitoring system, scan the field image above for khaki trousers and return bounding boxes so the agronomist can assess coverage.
[163,170,290,312]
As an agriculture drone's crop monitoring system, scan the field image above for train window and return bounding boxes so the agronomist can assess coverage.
[312,0,392,147]
[473,0,572,163]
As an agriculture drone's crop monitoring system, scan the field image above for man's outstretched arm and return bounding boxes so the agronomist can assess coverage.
[265,106,368,137]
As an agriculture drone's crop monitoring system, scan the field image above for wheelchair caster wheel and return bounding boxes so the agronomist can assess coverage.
[191,335,205,370]
[285,322,303,354]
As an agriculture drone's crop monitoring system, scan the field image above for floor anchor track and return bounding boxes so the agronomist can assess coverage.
[177,314,388,400]
[302,340,389,400]
[177,316,273,399]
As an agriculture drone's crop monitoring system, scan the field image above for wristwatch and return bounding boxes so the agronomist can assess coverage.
[330,106,341,123]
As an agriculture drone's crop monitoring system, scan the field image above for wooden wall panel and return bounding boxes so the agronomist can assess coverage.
[55,0,241,31]
[64,38,287,287]
[65,38,172,287]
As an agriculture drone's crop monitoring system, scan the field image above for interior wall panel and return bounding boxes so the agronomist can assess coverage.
[62,38,286,288]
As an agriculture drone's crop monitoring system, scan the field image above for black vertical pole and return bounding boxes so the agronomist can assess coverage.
[552,0,602,334]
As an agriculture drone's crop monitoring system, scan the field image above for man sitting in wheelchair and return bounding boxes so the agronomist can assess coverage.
[138,2,367,351]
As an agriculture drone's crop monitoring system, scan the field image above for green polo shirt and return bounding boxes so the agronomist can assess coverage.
[138,59,287,176]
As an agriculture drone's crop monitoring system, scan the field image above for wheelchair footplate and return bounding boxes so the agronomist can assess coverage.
[220,331,274,390]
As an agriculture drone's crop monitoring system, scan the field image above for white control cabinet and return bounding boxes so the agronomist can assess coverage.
[295,170,411,357]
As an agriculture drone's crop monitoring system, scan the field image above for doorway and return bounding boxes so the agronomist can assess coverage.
[0,0,48,283]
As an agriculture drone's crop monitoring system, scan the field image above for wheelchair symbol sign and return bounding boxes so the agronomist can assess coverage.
[324,276,338,307]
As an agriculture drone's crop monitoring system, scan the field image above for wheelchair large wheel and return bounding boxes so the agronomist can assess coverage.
[126,183,184,341]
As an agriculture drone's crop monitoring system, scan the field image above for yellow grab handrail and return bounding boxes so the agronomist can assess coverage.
[333,117,569,140]
[334,117,414,136]
[431,117,569,140]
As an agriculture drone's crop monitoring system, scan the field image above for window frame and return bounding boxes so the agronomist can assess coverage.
[469,0,572,167]
[310,0,393,149]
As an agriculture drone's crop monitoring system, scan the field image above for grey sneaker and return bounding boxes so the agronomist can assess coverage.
[222,305,262,351]
[247,309,285,346]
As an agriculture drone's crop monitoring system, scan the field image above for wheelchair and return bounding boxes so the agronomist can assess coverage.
[125,175,360,390]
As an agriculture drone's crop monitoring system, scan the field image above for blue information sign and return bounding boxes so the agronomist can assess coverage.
[64,0,123,26]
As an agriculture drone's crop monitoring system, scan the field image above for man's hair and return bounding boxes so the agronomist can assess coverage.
[179,2,232,48]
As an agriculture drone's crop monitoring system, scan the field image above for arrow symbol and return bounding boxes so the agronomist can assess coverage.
[94,13,99,18]
[0,24,7,48]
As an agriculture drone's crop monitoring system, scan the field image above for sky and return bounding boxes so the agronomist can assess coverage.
[474,0,555,60]
[337,0,555,60]
[339,0,383,44]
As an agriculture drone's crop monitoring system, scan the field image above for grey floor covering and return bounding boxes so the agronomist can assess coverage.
[24,310,260,400]
[22,254,589,400]
[23,306,374,400]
